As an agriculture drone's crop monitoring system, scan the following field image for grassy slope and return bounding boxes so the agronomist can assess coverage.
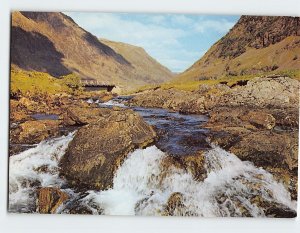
[100,39,174,84]
[131,69,300,93]
[10,68,82,96]
[174,36,300,83]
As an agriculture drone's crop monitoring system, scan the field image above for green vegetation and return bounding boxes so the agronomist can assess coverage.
[59,73,83,90]
[10,69,83,97]
[130,69,300,93]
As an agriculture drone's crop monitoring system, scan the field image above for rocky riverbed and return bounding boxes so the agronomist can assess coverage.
[8,75,299,217]
[129,75,299,200]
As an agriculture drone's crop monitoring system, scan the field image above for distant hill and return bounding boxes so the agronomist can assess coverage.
[100,39,174,85]
[11,11,173,91]
[175,16,300,82]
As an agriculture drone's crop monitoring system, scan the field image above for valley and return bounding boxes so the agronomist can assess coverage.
[8,12,300,217]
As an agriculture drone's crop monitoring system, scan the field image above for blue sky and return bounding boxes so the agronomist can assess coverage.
[65,12,239,72]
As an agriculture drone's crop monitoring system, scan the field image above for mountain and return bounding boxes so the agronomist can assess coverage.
[100,39,174,85]
[10,11,173,91]
[175,16,300,82]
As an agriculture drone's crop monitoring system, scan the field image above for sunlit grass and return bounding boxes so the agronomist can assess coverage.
[128,69,300,93]
[10,68,83,96]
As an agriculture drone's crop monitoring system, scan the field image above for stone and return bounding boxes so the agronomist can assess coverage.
[163,192,185,216]
[159,152,207,185]
[129,88,207,114]
[240,111,276,129]
[264,203,297,218]
[61,106,111,126]
[10,110,32,123]
[37,187,69,214]
[10,119,61,144]
[218,76,300,109]
[60,108,156,190]
[229,131,298,170]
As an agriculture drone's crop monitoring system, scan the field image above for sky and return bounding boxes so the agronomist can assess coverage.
[65,12,239,73]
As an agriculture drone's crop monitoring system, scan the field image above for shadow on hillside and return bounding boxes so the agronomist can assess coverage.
[10,26,70,77]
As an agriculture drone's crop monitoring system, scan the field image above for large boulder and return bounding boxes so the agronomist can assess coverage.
[229,131,298,171]
[60,108,156,190]
[218,76,300,109]
[129,88,207,114]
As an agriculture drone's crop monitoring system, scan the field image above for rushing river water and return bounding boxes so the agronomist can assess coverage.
[8,97,297,216]
[100,97,210,156]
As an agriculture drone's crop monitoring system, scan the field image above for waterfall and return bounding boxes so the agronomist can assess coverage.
[82,145,296,216]
[8,134,296,216]
[8,132,75,213]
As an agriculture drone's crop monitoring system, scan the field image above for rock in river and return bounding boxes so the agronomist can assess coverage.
[37,187,69,214]
[61,106,112,126]
[60,108,157,190]
[10,119,61,144]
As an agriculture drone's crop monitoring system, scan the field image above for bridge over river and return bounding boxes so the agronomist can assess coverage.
[81,80,116,92]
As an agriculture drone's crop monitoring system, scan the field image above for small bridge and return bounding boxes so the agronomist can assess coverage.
[81,80,116,92]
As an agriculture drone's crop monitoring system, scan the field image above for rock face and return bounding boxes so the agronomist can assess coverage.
[229,131,298,170]
[264,203,297,218]
[60,108,156,190]
[9,90,113,156]
[214,16,300,58]
[37,187,69,214]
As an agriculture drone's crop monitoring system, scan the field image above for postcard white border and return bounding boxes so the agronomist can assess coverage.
[1,0,299,233]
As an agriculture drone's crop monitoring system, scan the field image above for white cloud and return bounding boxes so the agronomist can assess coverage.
[66,12,192,71]
[194,19,235,33]
[67,13,185,46]
[170,15,194,26]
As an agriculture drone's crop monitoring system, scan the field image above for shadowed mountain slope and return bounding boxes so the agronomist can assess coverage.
[11,11,173,90]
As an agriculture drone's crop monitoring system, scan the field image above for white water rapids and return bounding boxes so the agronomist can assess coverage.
[8,133,296,216]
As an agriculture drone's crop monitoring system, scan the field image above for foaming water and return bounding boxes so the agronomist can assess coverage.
[98,99,127,108]
[8,131,296,216]
[82,145,296,217]
[8,132,75,213]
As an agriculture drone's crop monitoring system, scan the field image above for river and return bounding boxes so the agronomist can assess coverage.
[8,97,297,216]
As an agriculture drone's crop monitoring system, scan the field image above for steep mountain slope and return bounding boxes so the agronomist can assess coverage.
[11,11,173,90]
[100,39,174,84]
[175,16,300,82]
